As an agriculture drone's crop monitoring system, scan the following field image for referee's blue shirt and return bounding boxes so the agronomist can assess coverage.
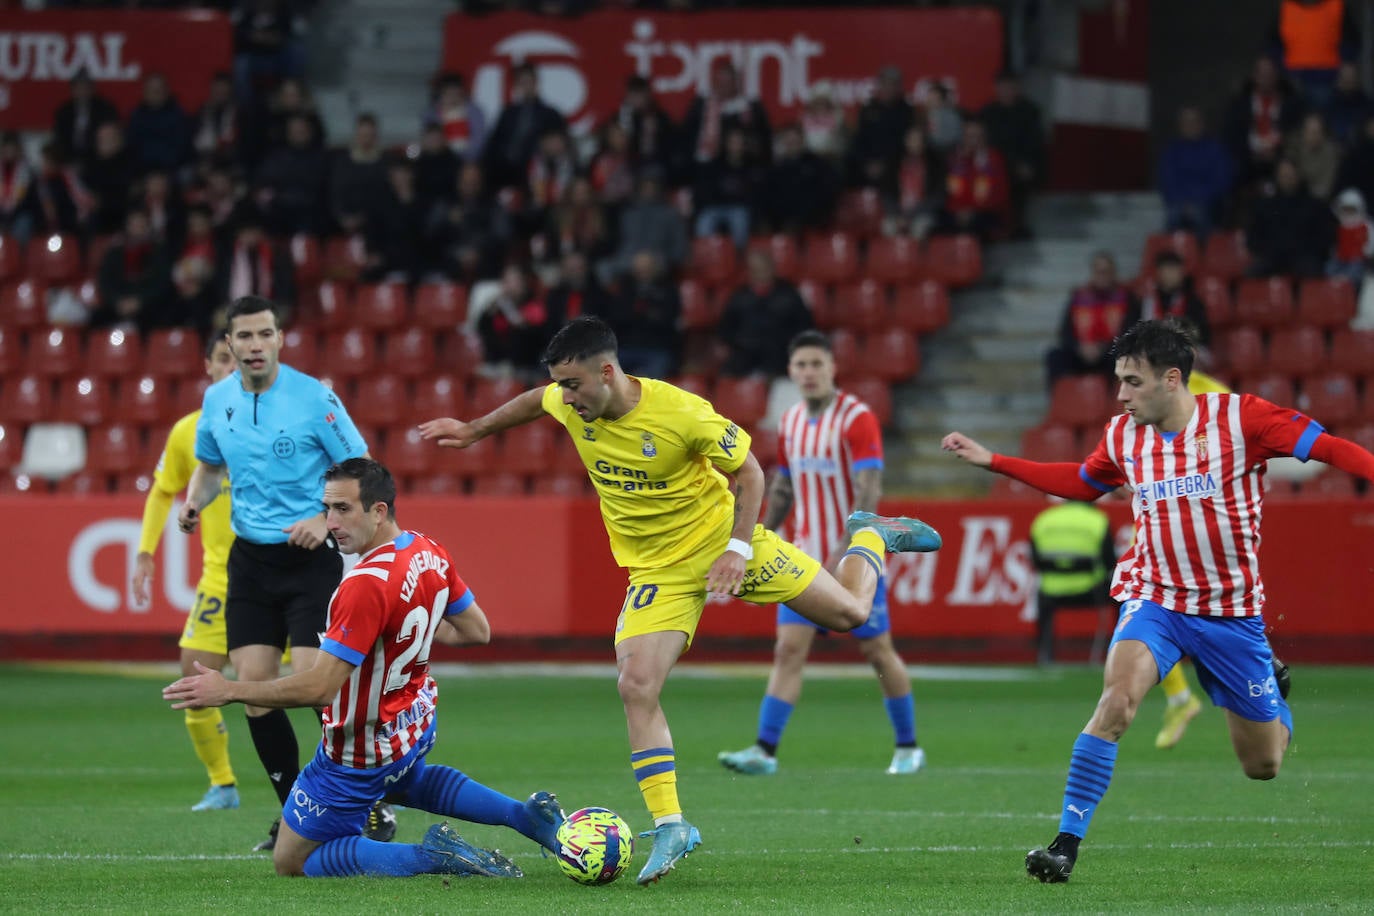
[196,364,368,544]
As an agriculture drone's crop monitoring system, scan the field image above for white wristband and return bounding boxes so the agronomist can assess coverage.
[726,537,754,561]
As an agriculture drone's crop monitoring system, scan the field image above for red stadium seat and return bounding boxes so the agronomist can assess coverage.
[924,234,982,287]
[0,280,44,330]
[1329,328,1374,381]
[0,422,22,471]
[1213,326,1266,377]
[383,425,435,477]
[843,376,893,427]
[829,329,860,379]
[0,326,19,376]
[832,279,889,332]
[86,424,143,475]
[1200,230,1251,282]
[835,188,884,239]
[801,231,859,285]
[1297,277,1357,330]
[113,471,155,494]
[350,374,409,426]
[1021,423,1082,463]
[145,328,205,379]
[804,280,841,329]
[712,376,769,427]
[55,471,110,496]
[746,234,800,281]
[321,235,367,283]
[324,328,377,378]
[0,374,51,424]
[412,374,468,419]
[0,234,22,283]
[672,373,714,400]
[442,435,499,477]
[313,280,355,330]
[437,330,484,377]
[1301,372,1361,427]
[413,282,469,331]
[502,422,558,475]
[469,377,524,418]
[379,327,437,378]
[118,375,172,425]
[1048,375,1112,428]
[530,470,591,496]
[679,279,719,330]
[87,328,145,378]
[290,234,321,286]
[173,376,211,416]
[1265,325,1326,379]
[866,235,922,285]
[689,235,738,287]
[1234,277,1295,329]
[26,327,82,377]
[54,375,110,425]
[280,327,320,375]
[1140,231,1200,277]
[355,282,411,330]
[860,328,920,382]
[1294,470,1357,499]
[891,281,949,334]
[472,472,527,497]
[404,473,465,496]
[1238,372,1297,407]
[26,234,82,284]
[1196,275,1234,330]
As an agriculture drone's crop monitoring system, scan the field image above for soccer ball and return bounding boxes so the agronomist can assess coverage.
[554,806,634,885]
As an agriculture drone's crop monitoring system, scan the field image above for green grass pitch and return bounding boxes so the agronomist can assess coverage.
[3,663,1373,914]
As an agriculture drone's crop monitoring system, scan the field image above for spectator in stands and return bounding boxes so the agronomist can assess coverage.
[81,121,137,235]
[1044,251,1141,389]
[427,72,488,163]
[717,249,813,378]
[52,70,119,168]
[1270,0,1359,111]
[329,113,390,237]
[254,113,328,235]
[136,170,188,252]
[526,129,577,223]
[476,263,553,377]
[1285,111,1342,200]
[94,208,173,332]
[0,131,37,246]
[258,78,326,159]
[606,169,687,281]
[193,72,242,166]
[414,124,461,206]
[693,127,763,249]
[202,166,245,243]
[538,176,612,270]
[759,123,840,235]
[34,143,91,239]
[1327,187,1374,286]
[429,162,511,283]
[588,121,636,212]
[544,249,611,329]
[1158,105,1233,241]
[943,119,1009,241]
[484,62,566,190]
[1225,56,1305,190]
[1336,112,1374,208]
[799,80,848,165]
[1324,62,1373,145]
[684,61,771,172]
[126,73,193,176]
[851,64,915,193]
[1140,251,1211,349]
[923,81,965,155]
[613,74,677,179]
[364,158,426,283]
[980,72,1045,240]
[598,250,681,378]
[883,125,945,240]
[1246,157,1333,277]
[171,205,221,335]
[219,209,294,316]
[232,0,306,105]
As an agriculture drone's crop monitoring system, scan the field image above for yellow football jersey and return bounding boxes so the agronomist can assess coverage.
[542,378,752,569]
[1187,370,1231,395]
[140,410,235,591]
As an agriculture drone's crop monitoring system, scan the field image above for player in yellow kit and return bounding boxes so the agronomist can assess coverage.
[419,317,941,885]
[133,336,242,810]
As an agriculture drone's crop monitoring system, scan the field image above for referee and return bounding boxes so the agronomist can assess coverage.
[177,295,385,851]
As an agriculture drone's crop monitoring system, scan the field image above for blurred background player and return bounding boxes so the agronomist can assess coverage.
[719,331,925,777]
[419,316,941,886]
[165,458,564,879]
[132,334,241,811]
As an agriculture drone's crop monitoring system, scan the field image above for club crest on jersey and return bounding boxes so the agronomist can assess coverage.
[582,426,596,440]
[1194,434,1208,462]
[641,432,657,458]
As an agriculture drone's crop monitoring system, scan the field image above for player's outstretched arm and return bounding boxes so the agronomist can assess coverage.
[1307,432,1374,482]
[434,602,492,647]
[164,655,355,710]
[419,388,547,449]
[941,432,995,468]
[944,431,1104,501]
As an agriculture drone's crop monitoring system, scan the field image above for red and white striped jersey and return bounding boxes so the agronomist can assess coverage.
[1079,392,1324,617]
[317,530,474,768]
[776,391,884,559]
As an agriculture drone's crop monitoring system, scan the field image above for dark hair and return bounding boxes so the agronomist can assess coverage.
[1154,250,1183,268]
[356,112,378,128]
[225,295,280,330]
[324,458,397,520]
[204,330,228,359]
[1111,318,1197,381]
[541,316,619,366]
[788,329,832,356]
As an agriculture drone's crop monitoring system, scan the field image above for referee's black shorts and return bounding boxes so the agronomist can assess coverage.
[226,539,343,652]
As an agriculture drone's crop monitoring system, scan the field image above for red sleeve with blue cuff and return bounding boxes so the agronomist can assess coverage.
[989,454,1107,501]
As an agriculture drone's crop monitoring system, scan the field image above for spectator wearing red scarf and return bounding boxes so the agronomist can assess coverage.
[1044,252,1141,389]
[1225,56,1305,190]
[426,73,487,163]
[944,120,1009,242]
[94,209,173,331]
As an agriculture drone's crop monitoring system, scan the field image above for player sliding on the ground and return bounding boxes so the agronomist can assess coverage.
[419,316,942,886]
[942,318,1374,884]
[165,458,565,879]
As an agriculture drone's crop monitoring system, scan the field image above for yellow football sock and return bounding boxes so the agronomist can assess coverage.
[632,747,681,822]
[185,707,236,786]
[1161,664,1192,704]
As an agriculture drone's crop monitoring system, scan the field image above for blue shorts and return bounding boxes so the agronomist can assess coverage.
[1110,599,1293,734]
[778,576,889,639]
[284,725,436,842]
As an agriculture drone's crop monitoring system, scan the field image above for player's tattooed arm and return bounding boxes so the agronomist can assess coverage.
[761,470,794,531]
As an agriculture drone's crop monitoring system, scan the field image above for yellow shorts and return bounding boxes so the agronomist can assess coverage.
[614,524,822,649]
[179,578,292,665]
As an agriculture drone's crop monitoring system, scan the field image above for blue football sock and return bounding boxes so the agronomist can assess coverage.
[884,694,917,747]
[402,764,536,841]
[757,695,794,754]
[303,836,432,877]
[1058,732,1118,839]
